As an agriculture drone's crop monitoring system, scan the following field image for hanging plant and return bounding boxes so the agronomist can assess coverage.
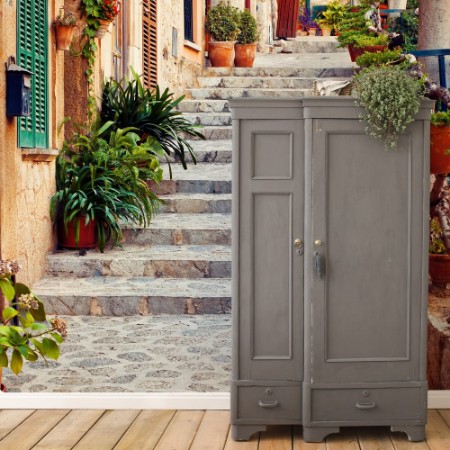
[80,0,121,119]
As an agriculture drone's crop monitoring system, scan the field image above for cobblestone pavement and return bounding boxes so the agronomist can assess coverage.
[3,315,231,393]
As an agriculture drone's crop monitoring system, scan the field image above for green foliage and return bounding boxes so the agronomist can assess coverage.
[207,1,241,42]
[0,261,66,376]
[353,65,425,150]
[406,0,418,8]
[388,10,418,52]
[352,33,388,48]
[100,69,204,174]
[431,110,450,127]
[336,1,374,47]
[430,217,448,254]
[236,9,259,44]
[355,49,402,68]
[316,0,346,31]
[51,120,163,252]
[54,9,76,26]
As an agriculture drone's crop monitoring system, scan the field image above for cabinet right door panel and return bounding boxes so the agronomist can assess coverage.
[307,119,426,383]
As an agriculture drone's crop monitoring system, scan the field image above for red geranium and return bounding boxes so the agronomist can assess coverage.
[99,0,120,20]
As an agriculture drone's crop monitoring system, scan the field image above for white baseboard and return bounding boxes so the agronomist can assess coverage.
[1,391,449,410]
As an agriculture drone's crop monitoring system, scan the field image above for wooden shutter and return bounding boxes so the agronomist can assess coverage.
[143,0,157,89]
[17,0,48,148]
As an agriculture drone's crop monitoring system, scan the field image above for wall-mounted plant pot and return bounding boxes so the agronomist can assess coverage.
[55,24,76,51]
[95,19,112,38]
[430,125,450,174]
[208,41,235,67]
[429,253,450,286]
[352,45,387,60]
[58,217,97,249]
[234,43,257,68]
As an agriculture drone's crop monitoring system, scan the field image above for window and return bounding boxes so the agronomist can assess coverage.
[184,0,194,42]
[17,0,48,148]
[142,0,157,89]
[112,2,125,81]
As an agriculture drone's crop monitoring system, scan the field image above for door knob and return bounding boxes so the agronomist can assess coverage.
[314,239,323,246]
[294,239,303,248]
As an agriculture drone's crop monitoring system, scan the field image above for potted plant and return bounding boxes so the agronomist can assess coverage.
[51,121,163,252]
[298,5,318,36]
[430,110,450,174]
[351,33,389,58]
[429,217,450,286]
[206,1,241,67]
[100,69,204,174]
[81,0,121,38]
[54,9,76,51]
[353,63,425,149]
[234,9,260,68]
[354,48,403,68]
[316,0,346,36]
[0,259,66,389]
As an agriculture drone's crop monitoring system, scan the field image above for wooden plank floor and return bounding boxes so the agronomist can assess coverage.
[0,409,448,450]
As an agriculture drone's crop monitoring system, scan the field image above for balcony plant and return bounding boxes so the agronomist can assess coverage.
[51,120,163,252]
[100,70,204,175]
[206,1,241,67]
[430,110,450,174]
[54,9,77,51]
[235,9,260,68]
[0,259,66,388]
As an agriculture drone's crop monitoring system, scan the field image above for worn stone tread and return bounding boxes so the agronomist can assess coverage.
[162,163,231,181]
[159,193,231,214]
[183,112,232,127]
[188,87,310,100]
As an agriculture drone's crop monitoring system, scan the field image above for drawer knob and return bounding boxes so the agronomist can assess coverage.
[258,400,280,409]
[355,401,377,410]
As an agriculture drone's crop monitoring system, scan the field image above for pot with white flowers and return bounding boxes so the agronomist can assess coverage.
[0,259,67,391]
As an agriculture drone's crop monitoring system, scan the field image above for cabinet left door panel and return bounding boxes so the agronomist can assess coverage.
[236,120,304,382]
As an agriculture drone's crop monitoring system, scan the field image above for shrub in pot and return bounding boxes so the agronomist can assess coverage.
[354,49,403,68]
[430,110,450,174]
[235,9,259,68]
[316,0,346,36]
[351,33,389,59]
[206,1,241,67]
[51,121,163,252]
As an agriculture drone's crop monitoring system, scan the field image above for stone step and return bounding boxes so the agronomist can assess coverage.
[188,87,311,100]
[46,245,231,279]
[177,99,230,113]
[154,163,231,195]
[160,193,231,214]
[183,126,232,141]
[203,66,352,78]
[33,277,232,316]
[183,112,232,127]
[168,140,232,163]
[197,76,332,90]
[123,213,231,246]
[275,36,346,54]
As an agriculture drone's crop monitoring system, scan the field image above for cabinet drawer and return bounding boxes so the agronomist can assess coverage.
[310,387,424,424]
[235,385,302,422]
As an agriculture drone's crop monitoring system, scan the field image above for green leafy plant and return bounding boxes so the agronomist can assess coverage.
[50,120,163,252]
[336,1,376,47]
[100,70,204,175]
[0,260,66,376]
[431,110,450,127]
[353,64,425,149]
[236,9,259,44]
[316,0,346,32]
[355,49,402,68]
[352,33,388,48]
[207,1,241,42]
[430,217,448,254]
[388,10,418,52]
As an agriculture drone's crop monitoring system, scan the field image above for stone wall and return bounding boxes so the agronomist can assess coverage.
[0,0,65,285]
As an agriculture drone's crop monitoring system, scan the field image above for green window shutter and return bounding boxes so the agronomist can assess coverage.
[17,0,48,148]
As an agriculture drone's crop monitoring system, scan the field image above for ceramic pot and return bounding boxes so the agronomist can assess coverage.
[58,216,97,249]
[95,19,112,38]
[321,28,332,37]
[430,125,450,174]
[429,254,450,286]
[234,43,257,68]
[208,41,235,67]
[308,28,317,36]
[55,24,76,51]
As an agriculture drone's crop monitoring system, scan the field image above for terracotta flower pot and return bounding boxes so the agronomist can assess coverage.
[321,28,332,37]
[58,217,97,249]
[430,125,450,174]
[234,43,257,68]
[308,28,317,36]
[348,44,357,62]
[352,45,387,60]
[429,254,450,286]
[208,41,235,67]
[55,24,76,51]
[95,19,112,38]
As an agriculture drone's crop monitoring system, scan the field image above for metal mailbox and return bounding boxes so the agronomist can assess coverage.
[6,57,33,117]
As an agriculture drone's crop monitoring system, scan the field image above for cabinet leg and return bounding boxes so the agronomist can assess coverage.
[390,425,426,442]
[302,426,340,442]
[231,424,267,441]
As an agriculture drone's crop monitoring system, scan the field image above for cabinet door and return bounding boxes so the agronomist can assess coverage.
[306,119,427,384]
[237,119,304,382]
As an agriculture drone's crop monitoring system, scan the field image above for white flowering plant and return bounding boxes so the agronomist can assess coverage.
[0,260,67,376]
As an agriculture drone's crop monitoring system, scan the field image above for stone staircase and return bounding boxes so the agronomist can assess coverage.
[34,54,353,317]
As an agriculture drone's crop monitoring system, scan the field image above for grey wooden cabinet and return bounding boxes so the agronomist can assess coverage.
[230,97,432,443]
